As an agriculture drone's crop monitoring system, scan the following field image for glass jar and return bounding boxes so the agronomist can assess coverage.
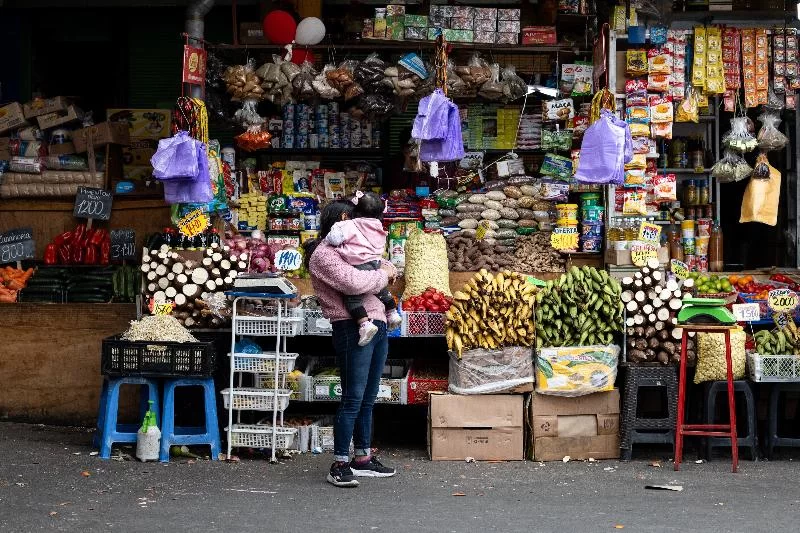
[698,182,709,205]
[684,179,698,206]
[709,222,724,272]
[669,229,684,261]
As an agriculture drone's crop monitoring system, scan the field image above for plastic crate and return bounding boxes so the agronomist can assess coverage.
[234,314,302,337]
[748,353,800,382]
[401,311,446,336]
[220,388,292,411]
[225,424,297,449]
[101,336,216,377]
[406,363,449,405]
[696,291,738,306]
[229,352,298,374]
[255,371,307,400]
[302,308,333,335]
[308,358,409,404]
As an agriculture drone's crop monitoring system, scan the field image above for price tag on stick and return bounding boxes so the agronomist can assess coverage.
[631,243,658,267]
[177,209,210,238]
[0,228,35,265]
[274,248,303,271]
[670,259,689,280]
[110,229,136,261]
[73,187,113,221]
[768,289,798,313]
[732,303,761,323]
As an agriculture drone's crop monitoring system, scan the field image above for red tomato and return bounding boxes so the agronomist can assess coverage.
[429,304,441,313]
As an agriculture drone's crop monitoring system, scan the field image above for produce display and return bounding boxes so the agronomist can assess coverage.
[694,329,746,383]
[120,314,199,343]
[445,269,536,357]
[536,344,619,396]
[754,319,800,356]
[402,230,451,299]
[621,259,695,365]
[535,266,623,348]
[690,273,734,295]
[43,224,111,266]
[402,287,451,313]
[0,266,33,302]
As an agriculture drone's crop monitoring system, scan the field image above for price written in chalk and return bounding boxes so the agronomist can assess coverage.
[550,226,579,251]
[274,248,303,271]
[638,222,662,245]
[177,209,210,238]
[0,228,35,264]
[732,303,761,322]
[110,229,136,261]
[631,243,658,267]
[670,259,689,280]
[768,289,798,313]
[73,187,113,220]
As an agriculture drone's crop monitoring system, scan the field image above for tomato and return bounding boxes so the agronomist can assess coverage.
[441,302,451,311]
[432,293,443,303]
[428,304,442,313]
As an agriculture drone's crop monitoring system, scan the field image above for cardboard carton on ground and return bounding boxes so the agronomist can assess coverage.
[0,103,28,134]
[429,393,524,461]
[107,108,171,139]
[530,389,620,461]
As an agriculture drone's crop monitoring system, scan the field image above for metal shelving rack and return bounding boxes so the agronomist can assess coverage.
[223,291,303,462]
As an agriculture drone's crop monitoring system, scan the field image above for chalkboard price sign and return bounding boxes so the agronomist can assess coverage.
[73,187,113,220]
[110,229,136,261]
[0,228,35,264]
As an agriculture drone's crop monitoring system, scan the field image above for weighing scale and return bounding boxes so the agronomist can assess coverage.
[232,273,298,296]
[677,297,737,325]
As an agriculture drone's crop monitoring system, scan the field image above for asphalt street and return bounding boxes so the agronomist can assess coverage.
[1,422,798,533]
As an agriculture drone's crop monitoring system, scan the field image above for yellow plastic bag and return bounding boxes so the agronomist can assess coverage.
[740,163,781,226]
[694,329,746,384]
[536,344,619,396]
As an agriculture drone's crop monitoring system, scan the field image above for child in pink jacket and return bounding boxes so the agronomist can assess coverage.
[325,191,402,346]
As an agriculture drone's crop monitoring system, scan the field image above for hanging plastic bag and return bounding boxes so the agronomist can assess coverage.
[455,53,491,90]
[676,87,699,123]
[574,109,631,184]
[233,99,265,128]
[757,111,788,152]
[752,152,772,180]
[740,162,781,226]
[722,116,758,153]
[501,64,527,102]
[412,88,449,141]
[446,59,470,98]
[419,95,464,162]
[711,149,752,183]
[162,143,213,205]
[292,61,318,101]
[150,131,200,180]
[479,63,504,100]
[313,64,341,99]
[359,93,394,117]
[354,53,388,93]
[223,62,265,101]
[235,125,272,152]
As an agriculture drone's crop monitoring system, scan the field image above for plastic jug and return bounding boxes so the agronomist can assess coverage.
[136,400,161,462]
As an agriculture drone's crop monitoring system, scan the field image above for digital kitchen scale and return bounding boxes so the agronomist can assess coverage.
[677,297,737,325]
[231,273,298,296]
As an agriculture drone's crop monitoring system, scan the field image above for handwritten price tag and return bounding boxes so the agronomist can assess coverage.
[274,248,303,271]
[550,226,579,251]
[732,303,761,322]
[768,288,798,313]
[631,243,658,267]
[638,221,662,245]
[177,209,210,238]
[670,259,689,280]
[475,220,490,241]
[148,298,174,316]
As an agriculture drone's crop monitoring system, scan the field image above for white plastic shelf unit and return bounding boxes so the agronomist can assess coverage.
[224,292,302,462]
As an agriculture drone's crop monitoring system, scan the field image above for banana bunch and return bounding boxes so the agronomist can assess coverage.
[535,266,623,348]
[754,319,800,355]
[445,269,537,358]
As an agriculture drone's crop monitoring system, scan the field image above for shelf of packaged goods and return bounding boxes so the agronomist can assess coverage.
[209,41,591,55]
[253,148,384,158]
[660,168,712,175]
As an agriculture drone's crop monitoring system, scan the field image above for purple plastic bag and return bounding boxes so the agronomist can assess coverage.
[419,96,464,162]
[162,143,213,204]
[574,110,631,184]
[412,89,450,141]
[151,131,200,180]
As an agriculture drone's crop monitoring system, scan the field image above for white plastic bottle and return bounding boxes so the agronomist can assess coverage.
[136,401,161,462]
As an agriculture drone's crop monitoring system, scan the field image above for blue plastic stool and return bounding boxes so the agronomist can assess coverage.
[159,377,221,462]
[95,376,160,459]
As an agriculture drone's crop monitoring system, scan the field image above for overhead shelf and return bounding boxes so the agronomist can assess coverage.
[209,41,592,55]
[252,148,384,158]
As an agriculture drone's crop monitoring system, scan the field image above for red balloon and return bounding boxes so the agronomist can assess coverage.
[263,10,296,45]
[291,49,315,65]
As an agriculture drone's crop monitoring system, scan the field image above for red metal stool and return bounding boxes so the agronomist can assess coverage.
[674,324,738,473]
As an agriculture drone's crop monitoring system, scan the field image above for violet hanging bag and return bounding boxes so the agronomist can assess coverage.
[574,109,630,185]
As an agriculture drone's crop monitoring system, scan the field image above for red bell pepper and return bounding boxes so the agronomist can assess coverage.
[53,231,73,247]
[44,244,58,265]
[84,245,98,265]
[90,228,106,246]
[100,237,110,265]
[58,245,71,264]
[72,224,86,243]
[72,246,84,264]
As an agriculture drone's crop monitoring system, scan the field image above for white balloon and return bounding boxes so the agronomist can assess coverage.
[295,17,326,45]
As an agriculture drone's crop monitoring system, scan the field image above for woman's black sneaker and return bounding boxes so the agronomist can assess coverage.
[350,456,396,478]
[327,462,359,487]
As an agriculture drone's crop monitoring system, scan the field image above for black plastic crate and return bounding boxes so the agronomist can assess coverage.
[101,335,216,377]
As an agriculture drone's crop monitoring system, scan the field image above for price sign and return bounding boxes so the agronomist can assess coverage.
[631,243,658,267]
[73,187,113,220]
[475,220,490,241]
[670,259,689,280]
[377,384,392,399]
[550,226,579,251]
[148,297,174,316]
[768,288,798,313]
[274,248,303,271]
[638,221,662,245]
[110,229,136,261]
[732,303,761,322]
[177,209,210,238]
[0,228,35,264]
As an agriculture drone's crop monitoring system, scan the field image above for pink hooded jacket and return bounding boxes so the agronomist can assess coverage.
[325,218,387,265]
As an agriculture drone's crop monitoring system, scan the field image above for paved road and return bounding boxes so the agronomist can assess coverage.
[1,423,798,532]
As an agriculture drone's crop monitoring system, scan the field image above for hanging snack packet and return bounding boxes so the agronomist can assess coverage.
[629,122,650,137]
[676,86,699,122]
[722,116,758,153]
[571,62,594,96]
[624,168,646,187]
[632,136,652,154]
[561,63,576,94]
[540,153,573,180]
[705,26,726,94]
[648,47,673,74]
[627,50,648,76]
[649,95,673,122]
[752,152,771,180]
[623,190,647,215]
[653,173,677,202]
[757,110,789,152]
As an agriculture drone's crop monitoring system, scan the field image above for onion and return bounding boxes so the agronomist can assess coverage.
[252,257,268,272]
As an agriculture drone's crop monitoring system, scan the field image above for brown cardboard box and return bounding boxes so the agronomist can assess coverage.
[36,105,83,130]
[47,142,77,156]
[23,96,70,119]
[0,103,28,134]
[73,122,131,153]
[530,389,620,461]
[0,137,10,150]
[239,22,265,44]
[604,246,669,266]
[107,109,171,139]
[429,394,524,461]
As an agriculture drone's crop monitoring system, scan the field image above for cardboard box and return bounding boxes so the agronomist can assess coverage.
[73,122,130,153]
[522,26,557,45]
[23,96,70,119]
[122,137,158,166]
[604,246,669,266]
[0,137,9,150]
[0,103,28,134]
[239,22,265,44]
[107,108,171,139]
[428,394,524,461]
[47,142,77,156]
[530,389,620,461]
[36,105,82,130]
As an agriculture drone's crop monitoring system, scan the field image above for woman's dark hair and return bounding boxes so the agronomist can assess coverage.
[303,200,354,268]
[352,191,384,221]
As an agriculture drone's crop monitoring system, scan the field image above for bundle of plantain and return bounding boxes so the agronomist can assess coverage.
[754,316,800,355]
[535,265,624,348]
[445,269,537,358]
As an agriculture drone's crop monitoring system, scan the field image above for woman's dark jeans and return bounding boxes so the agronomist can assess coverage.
[331,319,388,462]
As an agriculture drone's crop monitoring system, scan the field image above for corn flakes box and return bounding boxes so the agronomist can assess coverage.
[536,344,619,396]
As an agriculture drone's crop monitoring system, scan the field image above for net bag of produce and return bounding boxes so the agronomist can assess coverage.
[694,329,746,383]
[574,109,631,185]
[402,229,451,299]
[536,344,619,397]
[448,346,534,394]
